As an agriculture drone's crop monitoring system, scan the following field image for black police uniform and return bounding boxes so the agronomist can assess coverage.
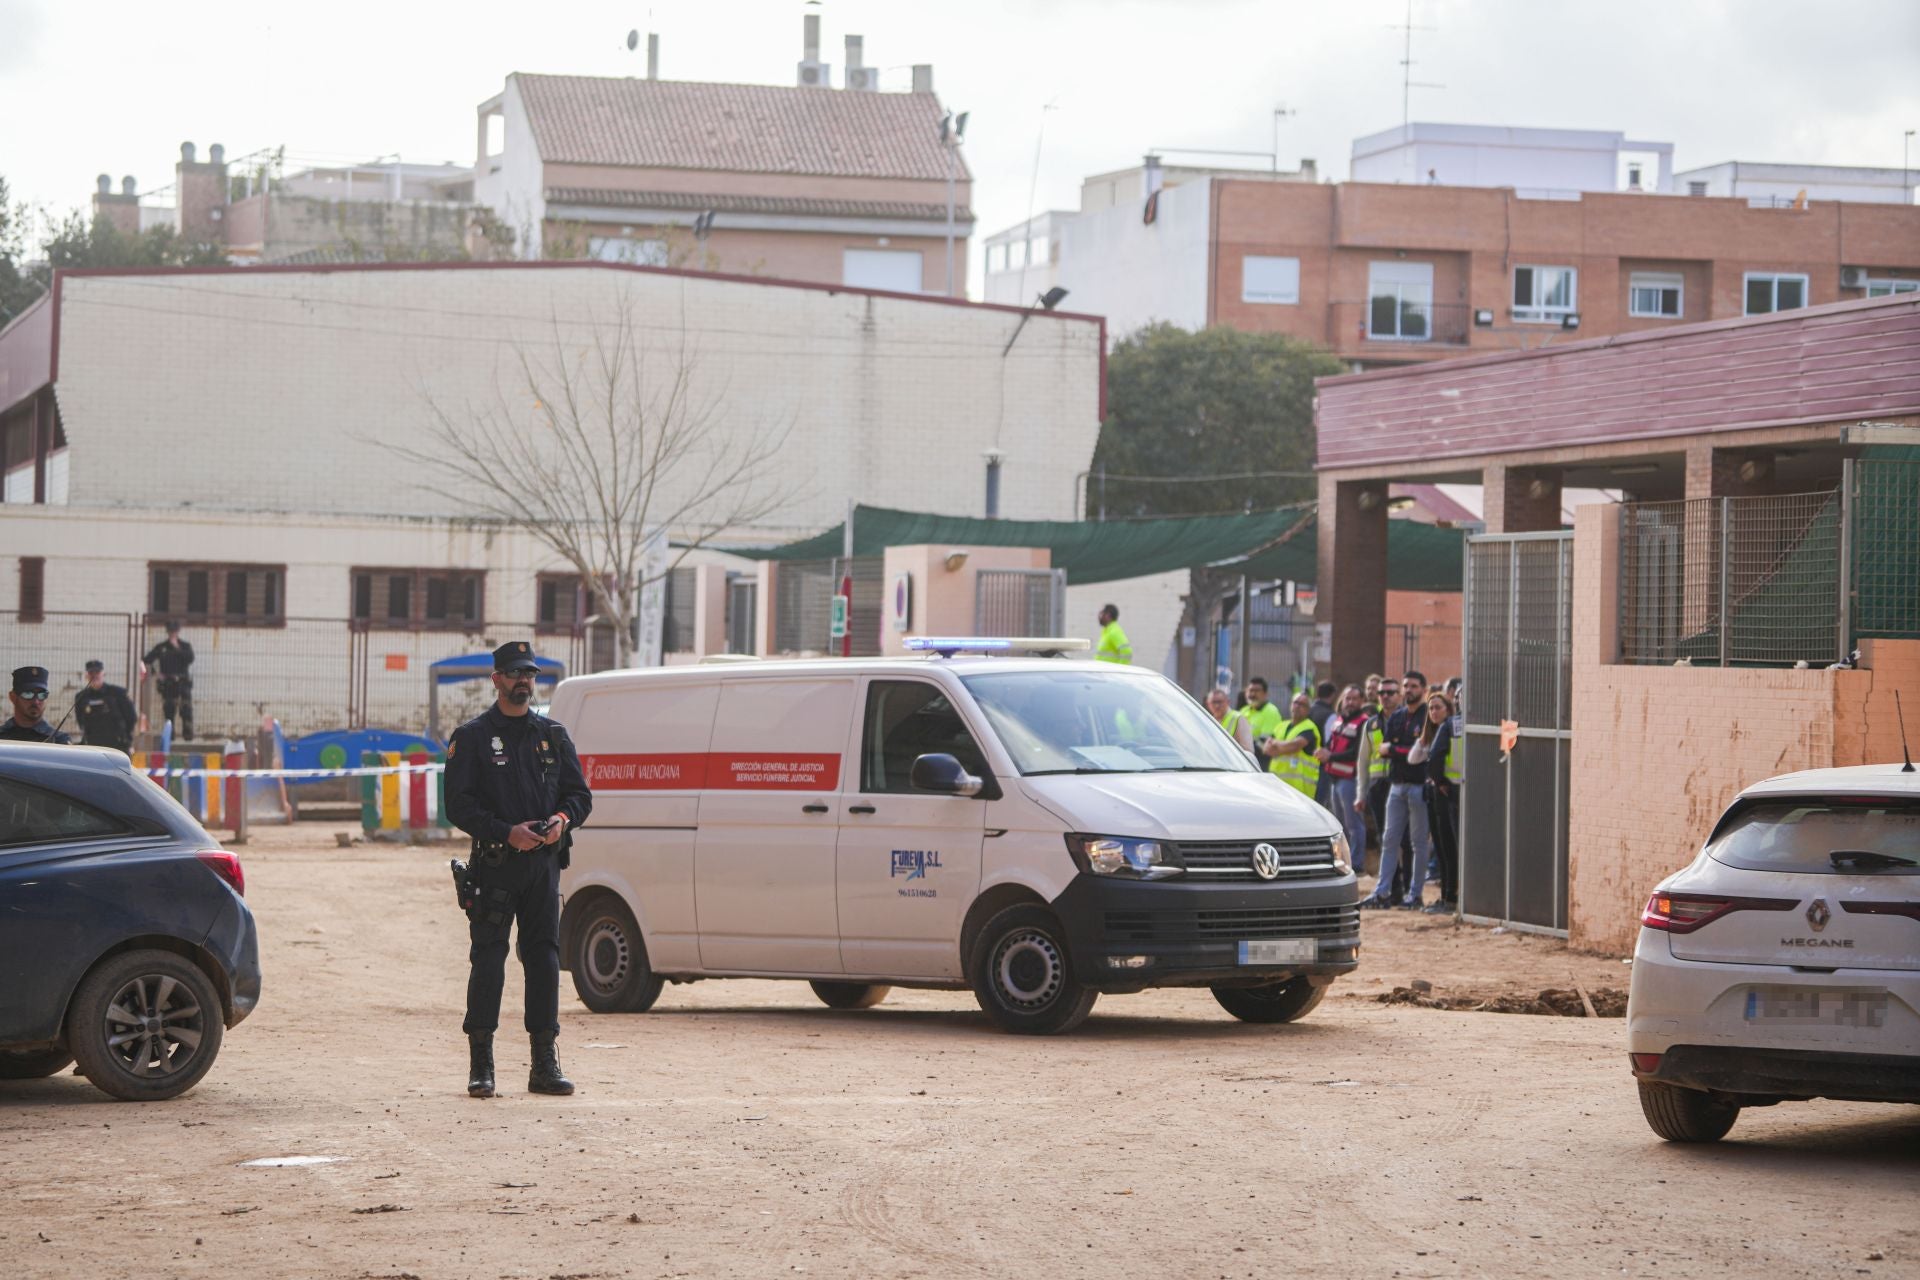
[2,666,72,744]
[443,643,591,1057]
[74,669,138,753]
[142,632,195,739]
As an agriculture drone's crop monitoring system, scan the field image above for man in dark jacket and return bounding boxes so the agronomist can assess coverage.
[1361,670,1434,909]
[73,660,137,753]
[443,641,591,1099]
[1,666,72,743]
[142,621,195,739]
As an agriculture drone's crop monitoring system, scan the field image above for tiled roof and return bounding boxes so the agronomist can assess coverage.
[515,75,966,182]
[544,186,972,224]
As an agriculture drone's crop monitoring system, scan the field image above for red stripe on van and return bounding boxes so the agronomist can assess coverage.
[580,752,841,792]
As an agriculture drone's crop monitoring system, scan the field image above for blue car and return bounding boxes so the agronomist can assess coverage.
[0,743,261,1101]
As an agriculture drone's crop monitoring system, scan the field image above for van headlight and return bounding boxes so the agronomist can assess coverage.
[1066,834,1182,880]
[1329,829,1353,875]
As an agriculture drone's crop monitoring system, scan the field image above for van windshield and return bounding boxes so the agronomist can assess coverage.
[960,670,1256,776]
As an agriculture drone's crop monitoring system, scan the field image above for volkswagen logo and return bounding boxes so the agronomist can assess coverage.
[1806,898,1830,932]
[1251,842,1283,881]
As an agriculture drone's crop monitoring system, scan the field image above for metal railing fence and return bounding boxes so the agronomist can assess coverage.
[1619,489,1842,667]
[974,568,1066,637]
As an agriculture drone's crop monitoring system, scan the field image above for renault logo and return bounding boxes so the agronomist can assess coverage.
[1251,843,1282,880]
[1806,899,1830,932]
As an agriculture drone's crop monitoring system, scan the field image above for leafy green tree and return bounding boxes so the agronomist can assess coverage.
[1088,322,1344,519]
[0,177,42,327]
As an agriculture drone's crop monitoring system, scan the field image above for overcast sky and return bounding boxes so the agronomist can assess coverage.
[3,0,1916,294]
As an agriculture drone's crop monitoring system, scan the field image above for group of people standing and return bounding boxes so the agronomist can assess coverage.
[1,622,197,749]
[1208,670,1463,915]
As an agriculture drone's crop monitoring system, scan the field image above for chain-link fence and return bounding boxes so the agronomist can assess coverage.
[1464,536,1571,730]
[0,611,139,732]
[1619,490,1842,667]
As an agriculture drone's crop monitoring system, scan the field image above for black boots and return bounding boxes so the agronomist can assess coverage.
[528,1035,574,1096]
[467,1035,495,1098]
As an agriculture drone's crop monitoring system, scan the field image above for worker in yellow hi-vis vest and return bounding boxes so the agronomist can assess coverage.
[1095,604,1132,664]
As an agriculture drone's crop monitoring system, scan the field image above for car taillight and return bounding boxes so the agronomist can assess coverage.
[1629,1053,1662,1074]
[1641,891,1792,933]
[197,850,245,897]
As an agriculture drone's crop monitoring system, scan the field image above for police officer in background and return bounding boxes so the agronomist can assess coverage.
[142,620,196,739]
[444,641,592,1099]
[73,660,137,753]
[2,667,72,743]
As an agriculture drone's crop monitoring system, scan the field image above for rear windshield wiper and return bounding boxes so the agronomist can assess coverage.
[1829,849,1920,869]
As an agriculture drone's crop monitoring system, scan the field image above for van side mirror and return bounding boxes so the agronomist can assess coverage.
[909,753,983,797]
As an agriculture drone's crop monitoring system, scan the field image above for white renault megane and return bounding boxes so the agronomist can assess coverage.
[1626,764,1920,1142]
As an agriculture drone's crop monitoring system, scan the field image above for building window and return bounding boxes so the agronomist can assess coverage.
[1241,255,1301,305]
[1628,272,1684,318]
[588,236,669,266]
[149,562,285,627]
[1744,272,1808,315]
[1512,265,1577,322]
[1687,180,1709,197]
[1008,239,1027,269]
[1867,278,1919,297]
[350,568,484,630]
[537,572,584,632]
[1029,237,1050,268]
[1367,261,1434,341]
[842,248,923,293]
[17,556,44,622]
[986,243,1005,273]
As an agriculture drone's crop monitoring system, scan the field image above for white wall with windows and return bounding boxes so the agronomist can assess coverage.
[1049,180,1211,338]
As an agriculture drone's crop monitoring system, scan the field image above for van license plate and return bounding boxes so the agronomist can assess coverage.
[1743,987,1888,1028]
[1239,939,1317,965]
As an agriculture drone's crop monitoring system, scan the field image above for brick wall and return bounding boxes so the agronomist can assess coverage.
[1565,505,1920,953]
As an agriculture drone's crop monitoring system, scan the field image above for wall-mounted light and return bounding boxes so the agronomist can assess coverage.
[944,549,970,572]
[1561,313,1581,330]
[1474,308,1495,327]
[1525,476,1553,501]
[1355,489,1382,511]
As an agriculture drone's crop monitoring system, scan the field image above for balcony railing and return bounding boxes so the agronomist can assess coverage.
[1331,300,1472,348]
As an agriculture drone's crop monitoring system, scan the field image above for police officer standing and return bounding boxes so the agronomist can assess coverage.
[443,641,591,1099]
[73,660,137,753]
[1,667,73,743]
[142,621,196,740]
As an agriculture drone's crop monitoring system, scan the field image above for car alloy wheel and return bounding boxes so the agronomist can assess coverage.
[103,972,208,1079]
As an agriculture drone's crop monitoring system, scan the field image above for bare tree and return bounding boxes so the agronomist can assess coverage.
[388,291,796,667]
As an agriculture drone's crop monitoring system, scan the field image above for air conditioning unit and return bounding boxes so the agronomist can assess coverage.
[1839,265,1869,290]
[796,60,831,88]
[845,65,879,91]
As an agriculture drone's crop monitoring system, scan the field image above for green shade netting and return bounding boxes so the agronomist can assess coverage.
[737,503,1465,591]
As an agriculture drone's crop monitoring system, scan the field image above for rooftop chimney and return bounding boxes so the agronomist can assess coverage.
[796,14,830,87]
[92,171,140,237]
[209,143,225,165]
[647,32,659,80]
[911,63,934,94]
[1144,153,1165,196]
[175,140,230,248]
[180,141,196,163]
[97,174,112,194]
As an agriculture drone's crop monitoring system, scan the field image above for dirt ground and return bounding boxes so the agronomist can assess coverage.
[2,824,1915,1280]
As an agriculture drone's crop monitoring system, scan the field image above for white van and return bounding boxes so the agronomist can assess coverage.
[550,642,1360,1034]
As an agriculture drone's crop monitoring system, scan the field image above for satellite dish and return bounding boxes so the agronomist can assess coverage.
[627,29,639,51]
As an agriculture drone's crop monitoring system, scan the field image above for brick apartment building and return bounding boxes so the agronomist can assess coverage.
[476,16,972,294]
[994,123,1920,363]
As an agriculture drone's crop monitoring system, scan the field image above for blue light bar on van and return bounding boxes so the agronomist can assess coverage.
[903,636,1092,656]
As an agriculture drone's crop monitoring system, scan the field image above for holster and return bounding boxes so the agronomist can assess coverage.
[452,855,515,925]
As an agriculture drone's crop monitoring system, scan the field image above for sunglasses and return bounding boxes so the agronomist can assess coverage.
[16,690,49,701]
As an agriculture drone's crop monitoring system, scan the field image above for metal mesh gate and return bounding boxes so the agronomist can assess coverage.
[974,569,1066,636]
[1460,532,1573,934]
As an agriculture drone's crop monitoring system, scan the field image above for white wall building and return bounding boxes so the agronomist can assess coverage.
[1349,122,1675,196]
[1673,160,1919,206]
[0,261,1102,736]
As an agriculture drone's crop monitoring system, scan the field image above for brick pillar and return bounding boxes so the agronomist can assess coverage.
[1319,472,1388,684]
[1483,463,1563,533]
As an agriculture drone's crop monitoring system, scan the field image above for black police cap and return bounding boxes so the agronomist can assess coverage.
[11,665,50,694]
[492,641,540,673]
[85,659,105,673]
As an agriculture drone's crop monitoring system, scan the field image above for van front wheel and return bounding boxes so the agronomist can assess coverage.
[969,905,1098,1035]
[809,981,891,1010]
[569,897,664,1014]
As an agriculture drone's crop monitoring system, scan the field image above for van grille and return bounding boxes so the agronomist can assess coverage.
[1175,837,1339,883]
[1103,904,1361,945]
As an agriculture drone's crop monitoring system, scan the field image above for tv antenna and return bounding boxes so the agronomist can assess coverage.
[1390,0,1444,141]
[1272,106,1296,173]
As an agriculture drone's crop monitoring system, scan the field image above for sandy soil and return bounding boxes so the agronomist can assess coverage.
[2,824,1914,1280]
